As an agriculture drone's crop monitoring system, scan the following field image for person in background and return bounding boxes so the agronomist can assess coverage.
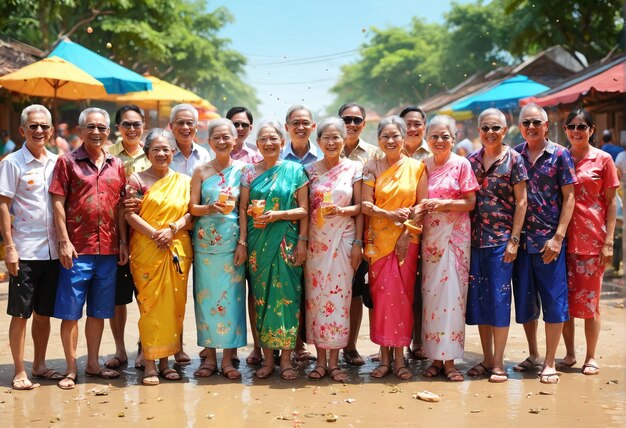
[0,105,62,390]
[559,109,618,376]
[599,129,623,161]
[1,130,17,156]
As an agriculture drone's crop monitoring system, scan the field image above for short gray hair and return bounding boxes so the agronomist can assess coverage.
[21,104,52,126]
[170,103,199,123]
[207,118,236,139]
[285,105,313,124]
[519,103,547,122]
[79,107,110,128]
[426,115,456,139]
[316,117,346,139]
[143,128,176,156]
[478,108,507,127]
[256,119,286,140]
[377,115,406,139]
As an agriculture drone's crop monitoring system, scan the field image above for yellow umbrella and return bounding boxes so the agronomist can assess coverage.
[0,56,107,100]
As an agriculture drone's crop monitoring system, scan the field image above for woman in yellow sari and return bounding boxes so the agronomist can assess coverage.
[362,116,428,380]
[126,129,193,386]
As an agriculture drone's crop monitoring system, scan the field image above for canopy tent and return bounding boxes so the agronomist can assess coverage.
[520,57,625,107]
[49,39,152,94]
[451,75,549,112]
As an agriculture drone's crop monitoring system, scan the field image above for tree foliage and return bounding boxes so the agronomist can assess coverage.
[0,0,258,112]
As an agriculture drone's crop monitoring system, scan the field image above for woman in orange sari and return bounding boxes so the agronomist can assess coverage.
[362,116,428,380]
[126,129,193,386]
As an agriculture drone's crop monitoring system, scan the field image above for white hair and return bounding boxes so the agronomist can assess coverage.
[79,107,110,128]
[426,115,456,139]
[519,103,548,122]
[170,103,199,123]
[21,104,52,126]
[316,117,346,139]
[256,119,286,140]
[478,108,507,126]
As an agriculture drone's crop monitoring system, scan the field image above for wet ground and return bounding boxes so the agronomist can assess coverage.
[0,275,624,427]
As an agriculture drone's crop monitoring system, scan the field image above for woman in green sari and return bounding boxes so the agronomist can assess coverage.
[240,118,309,380]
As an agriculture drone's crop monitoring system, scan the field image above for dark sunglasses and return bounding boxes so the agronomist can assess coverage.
[120,121,143,130]
[565,124,589,131]
[233,122,251,129]
[27,124,51,131]
[521,119,544,128]
[342,116,364,126]
[480,125,502,133]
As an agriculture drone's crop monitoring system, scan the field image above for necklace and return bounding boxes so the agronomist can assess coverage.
[211,157,232,174]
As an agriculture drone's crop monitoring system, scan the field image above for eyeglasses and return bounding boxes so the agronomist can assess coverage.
[27,123,51,131]
[173,120,196,128]
[120,121,143,130]
[232,122,250,129]
[288,120,312,128]
[341,116,364,126]
[480,125,503,133]
[380,134,403,141]
[210,134,234,143]
[84,124,109,132]
[565,124,589,131]
[428,134,452,142]
[320,135,344,143]
[521,119,544,128]
[149,147,173,154]
[258,136,281,144]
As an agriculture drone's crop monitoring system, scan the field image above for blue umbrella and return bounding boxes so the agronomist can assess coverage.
[451,75,549,112]
[49,39,152,94]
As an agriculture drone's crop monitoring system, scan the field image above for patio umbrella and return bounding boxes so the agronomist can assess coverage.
[0,56,107,120]
[49,38,152,94]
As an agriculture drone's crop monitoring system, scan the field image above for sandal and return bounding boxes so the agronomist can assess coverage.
[408,347,427,360]
[343,349,365,366]
[32,368,65,380]
[57,373,77,390]
[85,367,120,379]
[12,377,39,390]
[555,359,577,370]
[467,363,490,377]
[142,371,159,386]
[280,367,299,381]
[246,350,263,365]
[308,365,328,380]
[444,368,464,382]
[394,366,413,380]
[513,357,541,372]
[581,363,600,376]
[328,367,349,382]
[221,365,242,380]
[370,364,392,378]
[104,356,128,370]
[539,372,560,384]
[174,351,192,366]
[255,365,274,379]
[159,367,181,381]
[293,351,316,362]
[194,363,217,378]
[134,342,145,370]
[488,370,508,383]
[422,365,442,378]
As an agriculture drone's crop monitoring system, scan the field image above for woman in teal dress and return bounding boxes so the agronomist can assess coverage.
[190,119,248,379]
[239,118,309,380]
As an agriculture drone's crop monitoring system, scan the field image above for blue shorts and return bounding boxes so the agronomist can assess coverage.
[512,247,569,324]
[54,255,118,320]
[466,244,513,327]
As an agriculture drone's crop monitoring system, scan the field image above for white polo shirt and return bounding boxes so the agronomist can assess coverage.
[171,141,213,177]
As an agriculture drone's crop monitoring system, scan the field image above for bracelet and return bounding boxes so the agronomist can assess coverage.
[237,240,248,247]
[352,239,363,248]
[297,235,309,242]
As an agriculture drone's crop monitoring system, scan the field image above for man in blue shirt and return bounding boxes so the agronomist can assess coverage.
[281,105,322,165]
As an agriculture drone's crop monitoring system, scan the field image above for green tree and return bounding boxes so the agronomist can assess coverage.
[0,0,258,112]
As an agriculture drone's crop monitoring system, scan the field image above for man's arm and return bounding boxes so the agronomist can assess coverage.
[0,195,18,276]
[52,194,77,269]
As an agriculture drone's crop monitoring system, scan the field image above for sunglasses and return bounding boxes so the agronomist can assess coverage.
[342,116,364,126]
[27,123,51,131]
[120,121,143,130]
[233,122,250,129]
[565,124,589,131]
[480,125,503,133]
[84,124,109,132]
[521,119,544,128]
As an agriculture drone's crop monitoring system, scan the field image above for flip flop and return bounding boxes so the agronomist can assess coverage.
[32,368,65,380]
[370,364,392,378]
[221,365,242,380]
[488,370,508,383]
[513,357,541,372]
[85,367,120,379]
[104,356,128,370]
[444,368,464,382]
[467,363,490,377]
[539,372,560,384]
[174,351,192,366]
[343,349,365,366]
[159,367,181,381]
[581,363,600,375]
[422,365,442,378]
[254,365,275,379]
[280,367,299,381]
[57,373,77,390]
[308,365,328,380]
[329,367,349,382]
[12,378,39,390]
[194,363,217,378]
[142,371,159,386]
[555,359,577,370]
[394,366,413,380]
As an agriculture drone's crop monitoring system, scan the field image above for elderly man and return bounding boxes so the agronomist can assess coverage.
[50,107,128,389]
[169,103,213,176]
[282,105,322,165]
[226,106,262,164]
[512,103,576,384]
[399,105,431,161]
[0,105,61,390]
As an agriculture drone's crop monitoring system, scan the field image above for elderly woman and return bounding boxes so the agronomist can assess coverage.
[421,115,479,382]
[304,117,363,382]
[190,119,248,380]
[466,109,528,383]
[126,129,193,386]
[362,116,428,380]
[239,119,308,380]
[559,109,618,376]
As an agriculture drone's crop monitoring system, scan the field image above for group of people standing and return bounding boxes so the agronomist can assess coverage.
[1,99,617,390]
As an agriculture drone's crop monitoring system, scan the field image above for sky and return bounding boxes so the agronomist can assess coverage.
[207,0,470,119]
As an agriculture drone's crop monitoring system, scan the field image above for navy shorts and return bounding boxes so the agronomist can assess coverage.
[7,260,59,318]
[466,244,513,327]
[512,246,569,324]
[115,263,135,305]
[54,255,118,320]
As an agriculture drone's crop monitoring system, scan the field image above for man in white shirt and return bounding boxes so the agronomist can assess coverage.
[169,103,212,177]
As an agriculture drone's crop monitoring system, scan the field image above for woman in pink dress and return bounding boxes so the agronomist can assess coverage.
[421,115,479,382]
[559,109,619,375]
[304,117,363,382]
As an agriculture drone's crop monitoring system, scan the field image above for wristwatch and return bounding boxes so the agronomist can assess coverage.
[510,235,520,245]
[169,222,178,233]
